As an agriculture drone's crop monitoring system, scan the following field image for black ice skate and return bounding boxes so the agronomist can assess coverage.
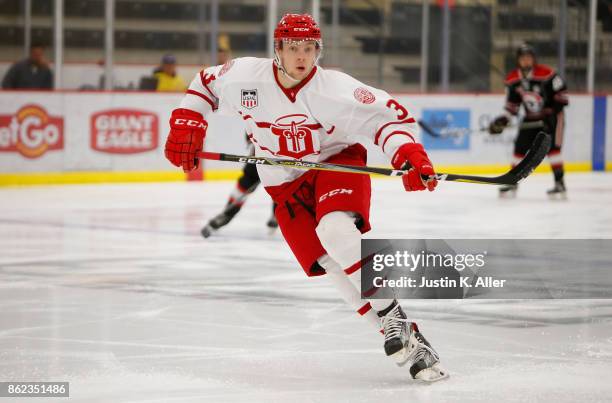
[499,184,518,199]
[547,180,567,200]
[200,204,242,238]
[378,300,448,382]
[266,213,279,235]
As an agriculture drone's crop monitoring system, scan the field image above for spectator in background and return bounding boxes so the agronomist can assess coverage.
[217,33,232,65]
[2,42,53,89]
[154,54,187,92]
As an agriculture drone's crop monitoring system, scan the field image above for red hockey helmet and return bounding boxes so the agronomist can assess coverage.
[274,14,322,45]
[273,13,323,76]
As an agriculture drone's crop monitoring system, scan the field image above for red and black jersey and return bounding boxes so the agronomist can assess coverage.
[504,64,568,121]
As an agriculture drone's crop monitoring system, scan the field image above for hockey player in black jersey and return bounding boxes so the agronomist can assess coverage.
[201,141,278,238]
[489,43,569,199]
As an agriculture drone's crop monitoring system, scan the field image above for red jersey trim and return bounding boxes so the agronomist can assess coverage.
[186,89,217,111]
[272,63,318,103]
[505,64,556,85]
[240,113,271,128]
[243,115,271,128]
[374,118,416,145]
[199,70,218,100]
[504,69,521,85]
[532,64,555,80]
[240,112,323,131]
[247,132,277,154]
[381,131,416,153]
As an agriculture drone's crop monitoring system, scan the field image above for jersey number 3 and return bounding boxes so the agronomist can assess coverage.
[386,99,409,120]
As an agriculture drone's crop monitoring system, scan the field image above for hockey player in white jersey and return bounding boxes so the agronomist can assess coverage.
[165,13,447,382]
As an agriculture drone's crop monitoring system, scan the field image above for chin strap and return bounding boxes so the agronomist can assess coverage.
[273,57,302,84]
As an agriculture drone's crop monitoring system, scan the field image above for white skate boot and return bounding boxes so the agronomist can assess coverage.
[378,300,449,382]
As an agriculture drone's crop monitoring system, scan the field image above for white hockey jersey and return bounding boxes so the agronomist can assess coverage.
[179,57,418,187]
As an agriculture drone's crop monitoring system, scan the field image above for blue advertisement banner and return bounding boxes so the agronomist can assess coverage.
[421,109,471,150]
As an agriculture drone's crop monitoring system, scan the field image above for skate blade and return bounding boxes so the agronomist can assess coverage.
[413,364,450,383]
[547,192,568,201]
[499,190,517,199]
[391,345,414,367]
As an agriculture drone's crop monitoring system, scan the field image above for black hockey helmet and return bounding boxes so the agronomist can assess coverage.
[516,43,536,61]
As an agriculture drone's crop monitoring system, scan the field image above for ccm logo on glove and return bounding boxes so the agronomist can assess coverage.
[164,108,208,172]
[173,118,207,129]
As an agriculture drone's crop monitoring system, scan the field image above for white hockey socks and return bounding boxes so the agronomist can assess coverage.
[316,211,394,328]
[318,254,380,329]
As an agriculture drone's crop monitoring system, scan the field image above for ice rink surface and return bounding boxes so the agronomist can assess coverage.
[1,172,612,402]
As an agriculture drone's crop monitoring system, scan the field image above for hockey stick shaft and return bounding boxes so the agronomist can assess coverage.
[197,132,550,186]
[198,151,403,176]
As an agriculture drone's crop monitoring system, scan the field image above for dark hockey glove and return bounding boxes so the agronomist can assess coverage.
[165,108,208,172]
[488,115,509,135]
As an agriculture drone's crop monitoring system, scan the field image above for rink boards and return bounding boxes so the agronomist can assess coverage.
[0,91,609,185]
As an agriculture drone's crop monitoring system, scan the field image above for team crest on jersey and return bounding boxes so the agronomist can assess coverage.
[518,88,544,113]
[241,89,258,109]
[354,87,375,104]
[521,80,530,90]
[271,114,315,159]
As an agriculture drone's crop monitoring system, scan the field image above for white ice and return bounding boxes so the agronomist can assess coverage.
[1,172,612,403]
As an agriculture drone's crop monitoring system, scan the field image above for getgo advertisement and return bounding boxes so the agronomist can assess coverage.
[0,104,64,159]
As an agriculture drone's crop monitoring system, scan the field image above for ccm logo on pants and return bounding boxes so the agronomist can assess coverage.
[319,188,353,202]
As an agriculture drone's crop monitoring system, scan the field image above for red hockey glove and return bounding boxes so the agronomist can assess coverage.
[164,108,208,172]
[488,115,509,135]
[391,143,437,192]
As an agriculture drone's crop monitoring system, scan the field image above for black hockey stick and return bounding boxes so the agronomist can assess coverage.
[418,119,543,139]
[197,132,550,185]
